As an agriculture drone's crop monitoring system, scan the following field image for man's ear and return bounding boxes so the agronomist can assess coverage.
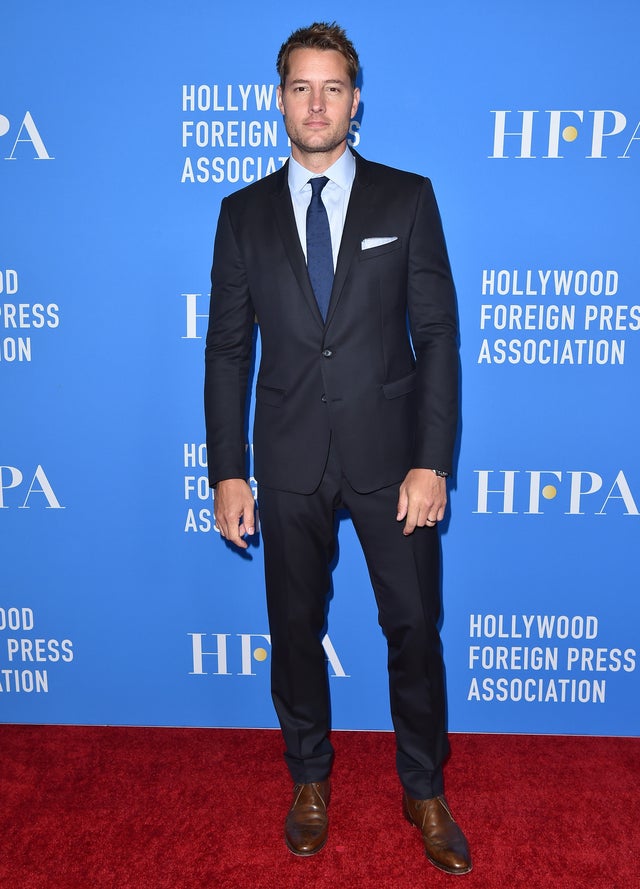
[351,87,361,119]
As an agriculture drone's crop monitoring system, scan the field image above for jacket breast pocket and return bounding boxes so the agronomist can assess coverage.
[358,237,403,261]
[382,371,416,400]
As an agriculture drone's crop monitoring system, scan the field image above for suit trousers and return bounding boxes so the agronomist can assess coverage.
[258,438,449,799]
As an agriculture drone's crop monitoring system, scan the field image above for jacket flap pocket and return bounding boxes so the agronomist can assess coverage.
[382,371,416,399]
[256,384,286,406]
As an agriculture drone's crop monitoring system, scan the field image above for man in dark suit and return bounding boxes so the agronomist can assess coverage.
[204,22,471,875]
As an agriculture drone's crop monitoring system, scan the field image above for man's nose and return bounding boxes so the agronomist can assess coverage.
[309,88,325,112]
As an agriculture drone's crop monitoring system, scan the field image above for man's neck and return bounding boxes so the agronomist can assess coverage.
[291,142,348,174]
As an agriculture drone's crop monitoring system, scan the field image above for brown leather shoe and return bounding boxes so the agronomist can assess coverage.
[403,793,472,875]
[284,780,330,856]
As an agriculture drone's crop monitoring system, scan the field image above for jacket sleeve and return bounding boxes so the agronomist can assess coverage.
[407,178,459,475]
[204,197,256,487]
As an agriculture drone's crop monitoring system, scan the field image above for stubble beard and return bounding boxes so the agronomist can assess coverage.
[285,120,350,157]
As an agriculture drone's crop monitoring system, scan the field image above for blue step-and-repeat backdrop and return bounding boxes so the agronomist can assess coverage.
[2,1,638,735]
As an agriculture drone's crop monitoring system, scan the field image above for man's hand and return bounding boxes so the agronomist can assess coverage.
[213,478,256,549]
[396,468,447,536]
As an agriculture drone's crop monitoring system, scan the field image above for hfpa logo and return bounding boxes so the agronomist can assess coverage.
[474,470,639,515]
[0,112,54,160]
[489,110,639,158]
[0,465,64,508]
[181,292,208,340]
[188,633,349,677]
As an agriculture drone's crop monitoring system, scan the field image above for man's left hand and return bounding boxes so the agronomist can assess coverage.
[396,468,447,536]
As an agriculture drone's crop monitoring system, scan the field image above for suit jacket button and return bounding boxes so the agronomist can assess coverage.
[321,394,327,402]
[322,349,333,358]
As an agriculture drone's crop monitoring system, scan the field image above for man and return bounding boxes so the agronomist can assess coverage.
[204,22,471,875]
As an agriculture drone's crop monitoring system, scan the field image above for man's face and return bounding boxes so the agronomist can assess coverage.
[277,48,360,170]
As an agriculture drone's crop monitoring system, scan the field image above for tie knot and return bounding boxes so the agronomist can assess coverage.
[309,176,329,197]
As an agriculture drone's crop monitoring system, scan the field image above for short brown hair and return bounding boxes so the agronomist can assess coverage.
[276,22,360,88]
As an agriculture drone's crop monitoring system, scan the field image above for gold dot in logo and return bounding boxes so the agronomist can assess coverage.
[253,647,268,662]
[562,126,578,142]
[542,485,557,500]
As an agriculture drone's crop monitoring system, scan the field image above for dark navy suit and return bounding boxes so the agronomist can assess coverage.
[205,151,459,798]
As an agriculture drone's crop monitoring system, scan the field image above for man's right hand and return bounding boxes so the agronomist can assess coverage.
[213,478,256,549]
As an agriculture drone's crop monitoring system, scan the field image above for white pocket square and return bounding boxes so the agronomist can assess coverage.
[361,236,398,250]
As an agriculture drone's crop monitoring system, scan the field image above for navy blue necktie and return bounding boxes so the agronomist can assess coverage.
[306,176,334,320]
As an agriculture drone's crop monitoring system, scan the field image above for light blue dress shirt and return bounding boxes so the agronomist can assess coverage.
[287,148,356,270]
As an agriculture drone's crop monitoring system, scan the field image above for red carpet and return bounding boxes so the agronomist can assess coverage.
[1,726,638,888]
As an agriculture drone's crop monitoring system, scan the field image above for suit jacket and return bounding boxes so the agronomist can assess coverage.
[204,151,459,495]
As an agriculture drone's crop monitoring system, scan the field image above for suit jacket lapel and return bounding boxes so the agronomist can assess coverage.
[325,153,373,327]
[270,162,325,327]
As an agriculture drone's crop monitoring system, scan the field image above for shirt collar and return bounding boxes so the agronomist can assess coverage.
[288,147,356,194]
